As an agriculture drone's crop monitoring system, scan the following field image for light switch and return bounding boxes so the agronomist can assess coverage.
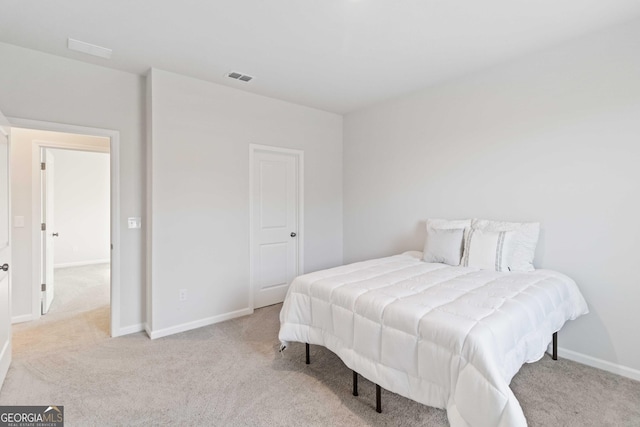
[127,217,141,229]
[13,216,25,228]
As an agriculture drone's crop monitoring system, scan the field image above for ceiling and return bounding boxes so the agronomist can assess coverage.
[1,1,639,114]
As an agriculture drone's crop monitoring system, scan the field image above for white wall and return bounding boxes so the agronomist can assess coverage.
[9,130,109,320]
[147,69,343,336]
[344,19,640,375]
[0,43,145,331]
[50,149,110,268]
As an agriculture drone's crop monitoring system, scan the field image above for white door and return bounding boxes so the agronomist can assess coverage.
[251,149,300,308]
[0,109,12,386]
[41,149,56,314]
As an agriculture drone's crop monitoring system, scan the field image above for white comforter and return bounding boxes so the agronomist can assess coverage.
[279,252,588,427]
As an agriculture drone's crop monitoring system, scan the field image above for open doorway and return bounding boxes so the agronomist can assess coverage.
[41,148,110,324]
[8,119,121,338]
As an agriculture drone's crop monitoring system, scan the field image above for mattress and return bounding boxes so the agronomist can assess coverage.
[279,252,588,427]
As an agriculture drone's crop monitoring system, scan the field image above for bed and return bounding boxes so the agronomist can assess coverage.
[278,251,588,427]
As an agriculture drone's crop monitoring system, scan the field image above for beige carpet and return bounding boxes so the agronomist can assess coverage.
[1,266,639,426]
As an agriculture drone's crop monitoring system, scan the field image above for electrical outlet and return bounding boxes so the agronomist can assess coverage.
[179,289,187,301]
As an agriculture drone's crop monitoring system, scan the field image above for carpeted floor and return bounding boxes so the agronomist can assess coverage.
[1,266,639,426]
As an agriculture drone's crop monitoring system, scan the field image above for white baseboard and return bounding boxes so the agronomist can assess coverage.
[112,323,145,337]
[11,313,34,324]
[54,259,110,269]
[558,347,640,382]
[148,307,253,340]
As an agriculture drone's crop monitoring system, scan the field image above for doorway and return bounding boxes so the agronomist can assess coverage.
[8,118,121,337]
[40,147,110,321]
[249,144,304,309]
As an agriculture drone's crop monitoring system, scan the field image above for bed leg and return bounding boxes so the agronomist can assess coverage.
[376,384,382,413]
[353,371,358,396]
[306,343,310,365]
[552,332,558,361]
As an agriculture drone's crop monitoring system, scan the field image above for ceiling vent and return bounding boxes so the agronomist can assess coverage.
[67,38,112,59]
[227,71,254,82]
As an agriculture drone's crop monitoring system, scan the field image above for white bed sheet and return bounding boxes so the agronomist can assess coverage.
[279,252,588,427]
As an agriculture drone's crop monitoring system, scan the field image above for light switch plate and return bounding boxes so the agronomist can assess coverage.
[127,217,141,229]
[13,216,25,228]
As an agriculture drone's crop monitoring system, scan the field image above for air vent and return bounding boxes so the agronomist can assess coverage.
[227,71,254,83]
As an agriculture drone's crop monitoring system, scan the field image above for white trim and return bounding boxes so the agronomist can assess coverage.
[9,118,117,140]
[117,323,145,336]
[144,323,152,338]
[54,259,110,269]
[148,307,253,340]
[0,340,10,387]
[109,127,122,338]
[248,144,304,311]
[1,111,12,388]
[558,347,640,382]
[10,313,34,324]
[34,139,109,153]
[145,70,154,335]
[9,117,121,338]
[250,143,306,157]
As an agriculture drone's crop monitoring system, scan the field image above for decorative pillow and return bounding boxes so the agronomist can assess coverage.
[461,228,514,271]
[422,219,471,266]
[470,219,540,272]
[426,218,471,231]
[423,227,465,266]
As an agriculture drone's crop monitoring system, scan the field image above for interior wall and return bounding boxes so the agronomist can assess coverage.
[147,69,343,336]
[9,130,109,321]
[343,19,640,374]
[0,42,145,331]
[50,149,110,268]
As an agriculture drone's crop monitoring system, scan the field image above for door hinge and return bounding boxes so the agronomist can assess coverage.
[41,223,46,231]
[41,283,46,292]
[41,162,46,170]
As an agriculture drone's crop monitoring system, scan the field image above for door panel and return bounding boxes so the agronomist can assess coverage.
[252,150,299,308]
[41,149,55,314]
[0,109,11,387]
[260,162,288,228]
[259,243,288,288]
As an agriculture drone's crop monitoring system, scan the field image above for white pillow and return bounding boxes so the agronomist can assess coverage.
[470,219,540,272]
[423,227,465,266]
[423,219,471,266]
[461,228,514,271]
[426,218,471,231]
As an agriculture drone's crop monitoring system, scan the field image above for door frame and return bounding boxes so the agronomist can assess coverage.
[0,114,12,387]
[9,117,122,337]
[248,144,304,310]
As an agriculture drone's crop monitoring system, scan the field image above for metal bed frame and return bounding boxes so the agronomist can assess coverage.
[304,332,558,413]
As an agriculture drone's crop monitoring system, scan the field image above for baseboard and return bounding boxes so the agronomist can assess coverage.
[148,307,253,340]
[54,259,110,269]
[11,313,34,324]
[558,347,640,382]
[0,340,11,386]
[112,323,145,337]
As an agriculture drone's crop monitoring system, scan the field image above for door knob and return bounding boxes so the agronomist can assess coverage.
[290,232,297,237]
[52,233,59,237]
[0,264,8,272]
